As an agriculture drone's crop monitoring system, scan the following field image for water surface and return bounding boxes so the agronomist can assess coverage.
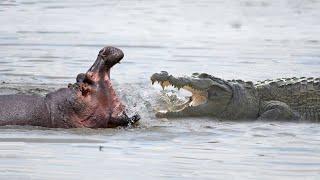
[0,0,320,179]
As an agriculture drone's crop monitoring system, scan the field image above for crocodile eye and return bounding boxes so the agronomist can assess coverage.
[199,73,209,78]
[160,71,168,75]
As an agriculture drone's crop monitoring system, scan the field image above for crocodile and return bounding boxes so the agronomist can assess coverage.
[150,71,320,122]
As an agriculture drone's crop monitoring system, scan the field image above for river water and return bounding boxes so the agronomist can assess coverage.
[0,0,320,179]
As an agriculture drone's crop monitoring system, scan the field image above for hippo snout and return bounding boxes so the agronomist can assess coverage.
[98,46,124,68]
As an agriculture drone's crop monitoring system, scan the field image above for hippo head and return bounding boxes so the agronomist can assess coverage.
[60,46,139,128]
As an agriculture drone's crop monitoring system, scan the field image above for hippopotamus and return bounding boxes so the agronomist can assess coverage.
[0,46,140,128]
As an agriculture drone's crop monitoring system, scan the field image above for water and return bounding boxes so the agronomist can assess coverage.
[0,0,320,179]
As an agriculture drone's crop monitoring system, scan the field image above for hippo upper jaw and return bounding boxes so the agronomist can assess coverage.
[85,46,124,80]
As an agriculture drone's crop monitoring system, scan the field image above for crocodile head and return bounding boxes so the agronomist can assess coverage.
[150,71,233,118]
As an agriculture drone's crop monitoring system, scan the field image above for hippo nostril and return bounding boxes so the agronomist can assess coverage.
[100,47,123,62]
[90,46,124,73]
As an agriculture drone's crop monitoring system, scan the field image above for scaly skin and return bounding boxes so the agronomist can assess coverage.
[255,77,320,120]
[151,72,320,122]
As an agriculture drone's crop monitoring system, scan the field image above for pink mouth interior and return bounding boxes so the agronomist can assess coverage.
[104,74,125,117]
[107,69,110,79]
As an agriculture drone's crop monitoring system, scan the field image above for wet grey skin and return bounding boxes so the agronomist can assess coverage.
[0,46,140,128]
[151,71,320,121]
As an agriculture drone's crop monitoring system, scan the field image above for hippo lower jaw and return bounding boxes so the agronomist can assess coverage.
[107,113,140,128]
[0,46,140,128]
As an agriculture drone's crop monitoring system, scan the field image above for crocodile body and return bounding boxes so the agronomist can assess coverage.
[151,71,320,122]
[255,77,320,120]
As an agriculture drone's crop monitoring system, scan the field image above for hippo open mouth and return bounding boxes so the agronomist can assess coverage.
[64,46,141,128]
[0,46,140,128]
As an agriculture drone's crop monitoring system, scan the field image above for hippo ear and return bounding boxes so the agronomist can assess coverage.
[76,73,86,83]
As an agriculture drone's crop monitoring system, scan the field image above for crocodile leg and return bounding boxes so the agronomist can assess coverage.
[258,101,299,121]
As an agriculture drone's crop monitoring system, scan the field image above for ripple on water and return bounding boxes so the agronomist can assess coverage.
[0,0,320,179]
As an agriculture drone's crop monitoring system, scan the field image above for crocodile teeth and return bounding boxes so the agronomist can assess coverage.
[160,83,165,90]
